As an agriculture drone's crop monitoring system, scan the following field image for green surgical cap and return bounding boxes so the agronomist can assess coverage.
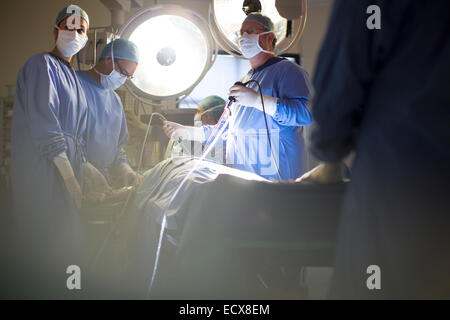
[198,96,226,122]
[56,4,89,27]
[100,39,140,64]
[243,13,274,31]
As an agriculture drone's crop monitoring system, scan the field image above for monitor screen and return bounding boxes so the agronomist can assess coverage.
[179,53,299,109]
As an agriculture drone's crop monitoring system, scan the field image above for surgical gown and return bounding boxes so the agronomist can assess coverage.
[204,57,312,180]
[311,0,450,298]
[76,71,129,179]
[10,52,88,298]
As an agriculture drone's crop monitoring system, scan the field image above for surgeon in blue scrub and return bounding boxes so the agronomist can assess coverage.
[163,14,312,180]
[77,39,142,188]
[10,5,90,297]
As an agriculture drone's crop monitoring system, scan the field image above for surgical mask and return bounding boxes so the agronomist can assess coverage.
[194,104,225,126]
[55,27,88,58]
[238,31,274,59]
[94,39,128,90]
[94,64,127,90]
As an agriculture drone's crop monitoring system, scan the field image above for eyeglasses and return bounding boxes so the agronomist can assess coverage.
[58,24,87,35]
[115,61,134,80]
[239,27,267,36]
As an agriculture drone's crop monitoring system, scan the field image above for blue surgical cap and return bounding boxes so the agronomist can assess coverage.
[56,4,89,27]
[198,96,226,122]
[242,13,274,31]
[99,39,140,64]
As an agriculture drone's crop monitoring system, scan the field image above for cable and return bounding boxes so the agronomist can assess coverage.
[89,112,166,270]
[148,114,231,297]
[204,80,282,179]
[244,79,282,180]
[147,80,283,294]
[203,80,249,151]
[203,99,233,150]
[90,80,281,291]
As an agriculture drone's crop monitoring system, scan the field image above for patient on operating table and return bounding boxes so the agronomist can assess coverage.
[135,156,269,220]
[81,153,268,213]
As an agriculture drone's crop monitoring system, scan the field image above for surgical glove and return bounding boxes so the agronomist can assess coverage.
[228,84,278,116]
[296,162,345,184]
[83,161,112,194]
[83,186,136,207]
[53,152,82,209]
[117,162,143,187]
[162,121,205,142]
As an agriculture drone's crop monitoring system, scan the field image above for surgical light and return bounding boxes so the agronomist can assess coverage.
[209,0,307,58]
[119,5,216,104]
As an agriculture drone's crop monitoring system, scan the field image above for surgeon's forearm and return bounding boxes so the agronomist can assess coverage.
[84,161,112,193]
[53,152,82,209]
[270,97,312,126]
[53,152,72,179]
[190,126,206,142]
[117,161,132,174]
[321,162,344,175]
[116,162,143,187]
[255,94,278,117]
[297,161,345,184]
[314,162,345,183]
[176,126,206,142]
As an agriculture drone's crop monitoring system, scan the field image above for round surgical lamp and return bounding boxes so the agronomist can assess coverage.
[209,0,307,58]
[118,5,217,105]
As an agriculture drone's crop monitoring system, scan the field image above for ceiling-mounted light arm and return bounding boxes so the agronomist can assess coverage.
[276,0,307,54]
[242,0,262,15]
[100,0,144,29]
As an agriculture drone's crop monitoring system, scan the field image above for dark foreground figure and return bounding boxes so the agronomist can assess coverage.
[311,0,450,299]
